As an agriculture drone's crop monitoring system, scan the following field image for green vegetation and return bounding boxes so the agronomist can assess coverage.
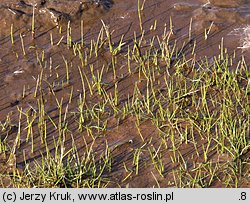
[0,2,249,187]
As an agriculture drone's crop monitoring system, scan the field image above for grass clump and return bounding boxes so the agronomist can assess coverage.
[0,10,249,188]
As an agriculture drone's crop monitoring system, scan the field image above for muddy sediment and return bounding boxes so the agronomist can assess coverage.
[0,0,113,35]
[0,0,249,187]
